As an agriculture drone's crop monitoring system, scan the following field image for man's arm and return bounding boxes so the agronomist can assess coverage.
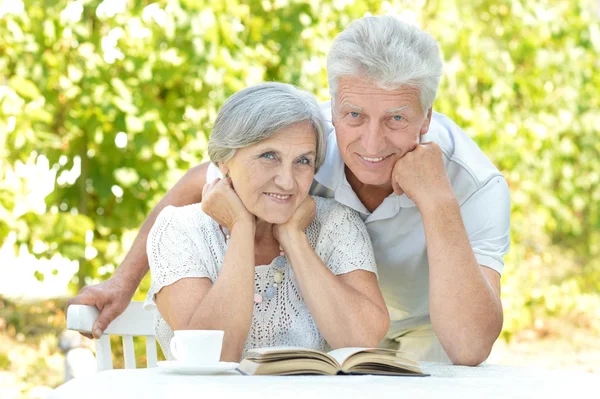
[392,143,508,366]
[421,188,505,366]
[67,162,211,338]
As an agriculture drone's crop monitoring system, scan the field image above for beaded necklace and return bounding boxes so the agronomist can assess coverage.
[221,226,287,303]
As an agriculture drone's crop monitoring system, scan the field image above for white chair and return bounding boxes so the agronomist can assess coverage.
[66,301,158,371]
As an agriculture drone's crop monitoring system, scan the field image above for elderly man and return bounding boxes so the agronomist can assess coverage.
[68,15,509,365]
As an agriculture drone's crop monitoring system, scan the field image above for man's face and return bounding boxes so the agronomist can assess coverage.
[332,76,432,189]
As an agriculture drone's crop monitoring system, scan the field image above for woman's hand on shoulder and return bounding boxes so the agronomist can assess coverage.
[273,195,316,245]
[201,177,254,231]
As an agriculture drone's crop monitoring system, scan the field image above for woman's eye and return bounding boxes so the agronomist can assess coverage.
[260,152,276,160]
[298,157,312,165]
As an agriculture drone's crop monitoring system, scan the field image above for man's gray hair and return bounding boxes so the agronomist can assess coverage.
[327,15,443,112]
[208,82,327,171]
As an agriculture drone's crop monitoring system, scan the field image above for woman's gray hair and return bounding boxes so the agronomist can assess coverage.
[327,15,444,112]
[208,82,327,171]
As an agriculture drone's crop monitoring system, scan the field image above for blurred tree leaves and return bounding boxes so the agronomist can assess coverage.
[1,0,599,336]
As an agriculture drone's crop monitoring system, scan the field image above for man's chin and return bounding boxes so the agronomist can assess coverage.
[348,167,392,187]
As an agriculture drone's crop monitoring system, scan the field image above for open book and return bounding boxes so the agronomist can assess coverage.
[237,347,428,376]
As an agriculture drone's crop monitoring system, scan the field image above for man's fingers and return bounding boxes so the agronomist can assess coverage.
[392,179,404,196]
[92,303,124,339]
[66,290,109,339]
[66,289,102,312]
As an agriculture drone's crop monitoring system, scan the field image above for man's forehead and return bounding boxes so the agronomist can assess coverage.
[337,75,416,91]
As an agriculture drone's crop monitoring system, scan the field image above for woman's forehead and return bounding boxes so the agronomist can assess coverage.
[241,124,317,154]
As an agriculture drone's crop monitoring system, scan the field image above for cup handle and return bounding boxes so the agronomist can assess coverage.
[169,336,179,360]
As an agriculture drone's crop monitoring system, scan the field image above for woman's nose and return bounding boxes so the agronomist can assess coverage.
[273,166,294,191]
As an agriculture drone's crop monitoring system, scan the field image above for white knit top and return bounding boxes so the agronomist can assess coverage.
[143,196,377,361]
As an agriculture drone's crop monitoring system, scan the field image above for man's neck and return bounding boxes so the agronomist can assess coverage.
[345,166,393,213]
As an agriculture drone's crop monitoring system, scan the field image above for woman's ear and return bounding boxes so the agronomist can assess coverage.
[217,163,229,178]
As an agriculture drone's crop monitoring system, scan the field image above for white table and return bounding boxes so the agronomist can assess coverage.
[49,362,600,399]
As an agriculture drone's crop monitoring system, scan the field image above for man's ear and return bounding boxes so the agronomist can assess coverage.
[420,108,433,135]
[331,101,336,128]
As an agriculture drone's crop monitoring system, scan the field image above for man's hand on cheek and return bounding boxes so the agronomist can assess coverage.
[391,142,454,208]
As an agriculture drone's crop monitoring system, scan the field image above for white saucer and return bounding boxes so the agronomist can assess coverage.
[157,360,239,375]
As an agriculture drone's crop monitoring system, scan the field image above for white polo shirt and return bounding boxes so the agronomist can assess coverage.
[207,101,510,338]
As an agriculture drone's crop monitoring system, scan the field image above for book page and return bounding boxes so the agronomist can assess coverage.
[246,347,339,369]
[248,346,317,355]
[238,358,338,376]
[327,347,371,365]
[328,348,423,374]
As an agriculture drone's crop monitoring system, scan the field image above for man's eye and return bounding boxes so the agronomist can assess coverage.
[261,152,276,159]
[349,111,360,118]
[392,115,404,121]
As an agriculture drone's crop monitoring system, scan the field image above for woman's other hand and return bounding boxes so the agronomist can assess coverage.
[273,195,315,245]
[201,177,254,231]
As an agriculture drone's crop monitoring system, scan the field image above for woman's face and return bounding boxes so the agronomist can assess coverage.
[220,121,317,225]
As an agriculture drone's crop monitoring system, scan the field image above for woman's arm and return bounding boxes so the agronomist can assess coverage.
[149,179,255,362]
[154,220,255,362]
[276,198,389,349]
[281,230,389,348]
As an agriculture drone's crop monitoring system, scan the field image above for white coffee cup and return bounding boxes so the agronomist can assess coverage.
[169,330,224,365]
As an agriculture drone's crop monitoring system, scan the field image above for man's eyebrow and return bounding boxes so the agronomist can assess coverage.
[341,102,363,112]
[385,106,409,114]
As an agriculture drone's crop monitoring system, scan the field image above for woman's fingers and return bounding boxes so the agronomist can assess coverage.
[221,176,235,191]
[204,178,221,196]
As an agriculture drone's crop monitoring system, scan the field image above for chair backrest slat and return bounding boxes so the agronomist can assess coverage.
[95,335,114,371]
[122,335,136,369]
[146,336,158,368]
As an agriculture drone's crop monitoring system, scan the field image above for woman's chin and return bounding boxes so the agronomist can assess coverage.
[255,212,293,226]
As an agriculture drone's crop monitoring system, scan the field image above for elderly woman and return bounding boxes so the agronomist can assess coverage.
[144,82,389,362]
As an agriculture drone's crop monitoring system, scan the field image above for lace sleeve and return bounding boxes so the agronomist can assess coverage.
[143,205,215,311]
[314,198,378,277]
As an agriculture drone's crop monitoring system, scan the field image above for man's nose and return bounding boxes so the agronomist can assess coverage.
[274,165,294,191]
[361,122,386,154]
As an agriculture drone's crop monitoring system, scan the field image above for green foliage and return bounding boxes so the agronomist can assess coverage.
[0,351,10,370]
[1,0,599,338]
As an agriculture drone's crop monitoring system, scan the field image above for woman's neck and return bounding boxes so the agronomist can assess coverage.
[252,218,281,265]
[254,218,277,246]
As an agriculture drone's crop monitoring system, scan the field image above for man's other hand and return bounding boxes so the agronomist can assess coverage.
[66,276,137,339]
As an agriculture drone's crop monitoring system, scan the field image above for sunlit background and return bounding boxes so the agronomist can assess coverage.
[1,0,599,397]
